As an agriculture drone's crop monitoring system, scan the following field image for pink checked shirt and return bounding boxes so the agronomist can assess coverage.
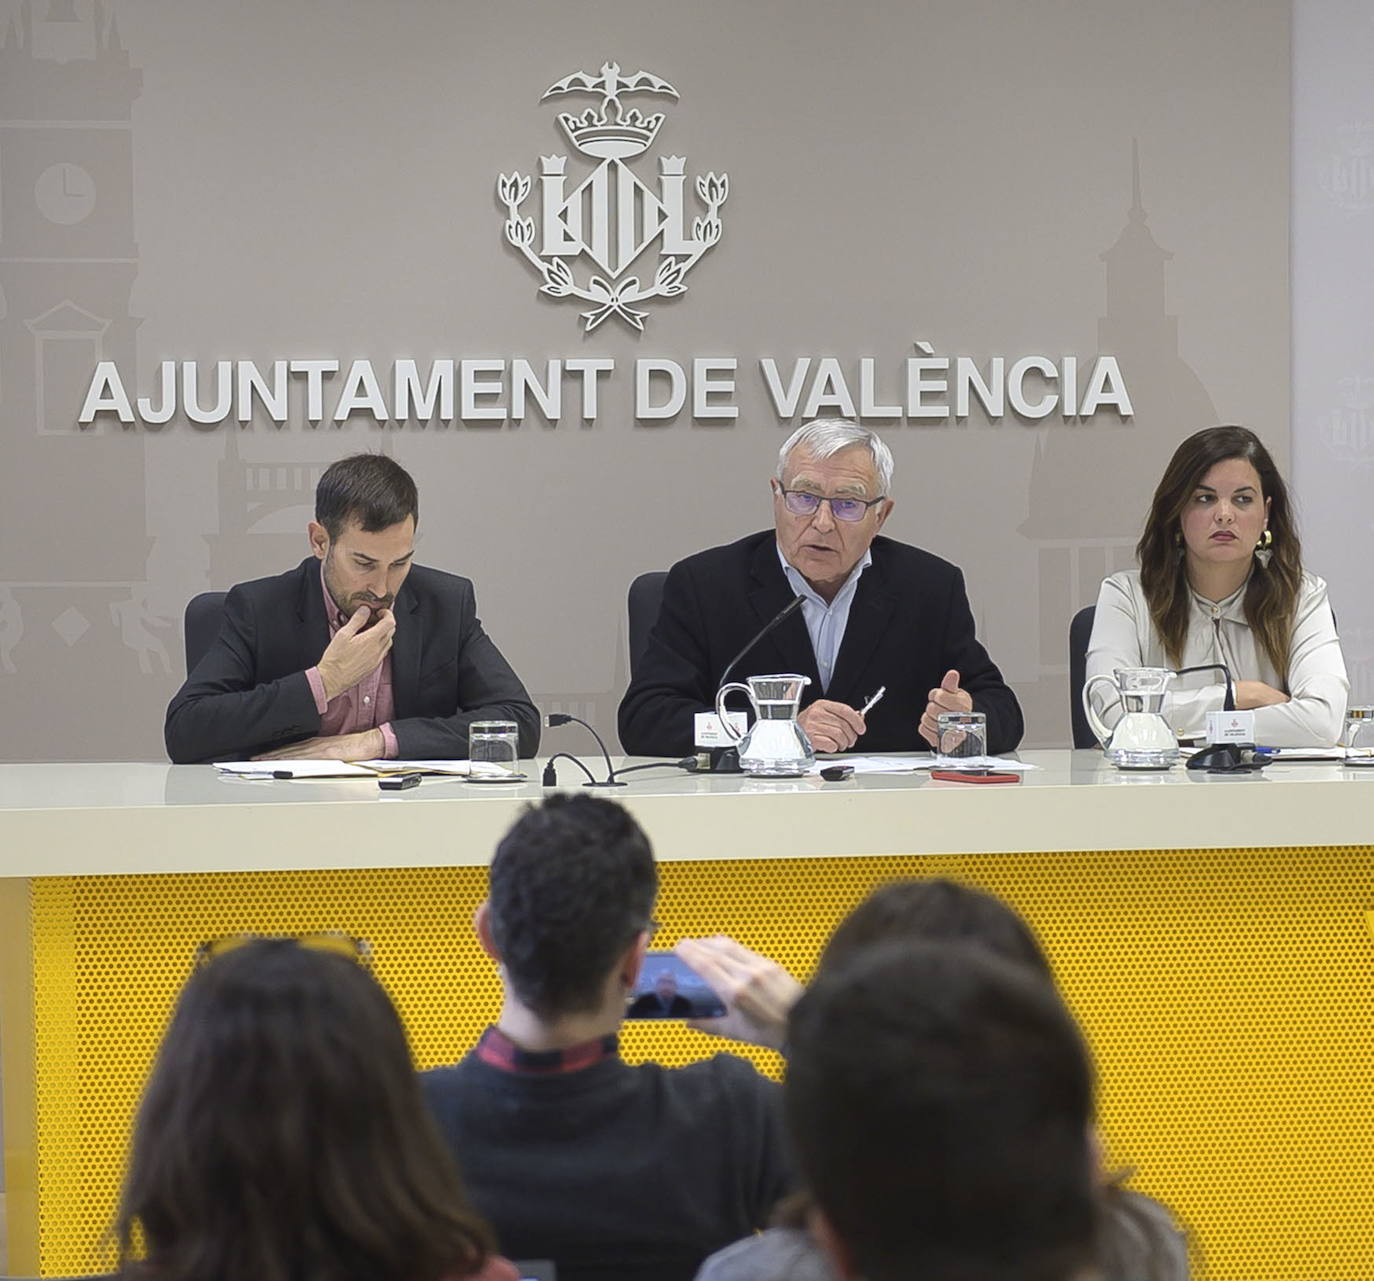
[304,565,399,758]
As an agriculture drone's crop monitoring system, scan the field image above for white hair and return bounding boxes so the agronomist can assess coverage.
[775,419,895,495]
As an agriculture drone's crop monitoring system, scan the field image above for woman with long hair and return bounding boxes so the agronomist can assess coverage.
[1086,424,1347,746]
[115,937,518,1281]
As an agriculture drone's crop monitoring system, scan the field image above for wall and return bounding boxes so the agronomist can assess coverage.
[0,0,1292,759]
[1292,0,1374,708]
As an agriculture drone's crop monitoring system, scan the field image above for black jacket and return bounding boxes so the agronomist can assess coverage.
[164,557,539,763]
[422,1046,791,1281]
[618,531,1022,756]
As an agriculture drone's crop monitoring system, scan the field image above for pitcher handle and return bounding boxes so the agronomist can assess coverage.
[714,682,753,742]
[1081,674,1116,748]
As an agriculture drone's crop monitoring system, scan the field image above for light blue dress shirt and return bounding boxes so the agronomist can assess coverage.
[777,543,872,695]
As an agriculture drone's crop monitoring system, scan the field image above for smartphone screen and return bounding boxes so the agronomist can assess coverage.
[625,950,726,1020]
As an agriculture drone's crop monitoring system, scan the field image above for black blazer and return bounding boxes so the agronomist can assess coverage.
[617,531,1023,757]
[164,558,539,763]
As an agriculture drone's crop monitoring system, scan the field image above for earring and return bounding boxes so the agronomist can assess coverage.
[1258,529,1273,551]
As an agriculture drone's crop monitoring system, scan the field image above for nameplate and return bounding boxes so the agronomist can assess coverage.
[695,711,748,747]
[1207,710,1255,745]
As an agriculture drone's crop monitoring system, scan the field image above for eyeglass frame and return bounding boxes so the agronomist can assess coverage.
[777,488,887,522]
[194,931,373,969]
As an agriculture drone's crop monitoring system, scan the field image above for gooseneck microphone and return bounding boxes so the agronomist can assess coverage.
[1174,663,1236,711]
[540,717,698,788]
[717,594,805,690]
[704,594,805,774]
[1174,662,1261,772]
[544,713,626,787]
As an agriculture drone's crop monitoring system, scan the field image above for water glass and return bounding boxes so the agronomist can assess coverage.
[467,720,522,782]
[1343,707,1374,766]
[936,711,988,765]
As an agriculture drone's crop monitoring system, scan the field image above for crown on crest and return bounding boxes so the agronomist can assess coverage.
[556,105,666,159]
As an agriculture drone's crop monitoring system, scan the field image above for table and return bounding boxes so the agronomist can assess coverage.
[2,752,1372,1278]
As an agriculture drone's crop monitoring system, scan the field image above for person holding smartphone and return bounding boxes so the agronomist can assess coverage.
[421,795,792,1281]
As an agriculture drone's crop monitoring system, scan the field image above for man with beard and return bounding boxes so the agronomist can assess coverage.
[165,453,538,763]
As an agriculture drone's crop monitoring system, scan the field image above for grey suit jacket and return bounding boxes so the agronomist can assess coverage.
[164,558,539,763]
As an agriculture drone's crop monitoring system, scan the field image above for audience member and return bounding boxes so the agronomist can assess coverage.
[687,879,1191,1281]
[422,794,792,1281]
[115,936,517,1281]
[786,940,1100,1281]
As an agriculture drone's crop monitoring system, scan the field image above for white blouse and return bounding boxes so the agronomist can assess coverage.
[1085,569,1349,747]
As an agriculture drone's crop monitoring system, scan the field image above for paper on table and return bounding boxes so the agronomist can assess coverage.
[813,756,1039,775]
[215,759,519,781]
[214,760,377,778]
[356,758,516,778]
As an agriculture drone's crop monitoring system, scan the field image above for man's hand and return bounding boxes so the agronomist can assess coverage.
[253,729,385,761]
[675,935,803,1051]
[797,699,866,753]
[317,607,396,700]
[1234,680,1290,710]
[919,668,974,747]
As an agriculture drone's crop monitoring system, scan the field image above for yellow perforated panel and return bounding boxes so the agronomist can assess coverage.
[13,847,1374,1278]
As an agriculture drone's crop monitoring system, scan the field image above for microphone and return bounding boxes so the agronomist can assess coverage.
[1174,662,1258,772]
[717,594,804,690]
[704,594,804,775]
[1174,663,1235,711]
[544,713,625,787]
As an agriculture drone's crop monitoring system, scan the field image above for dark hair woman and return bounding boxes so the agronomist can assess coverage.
[115,938,518,1281]
[1086,424,1347,746]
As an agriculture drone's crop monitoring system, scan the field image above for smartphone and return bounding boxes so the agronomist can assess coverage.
[930,770,1020,785]
[625,950,726,1020]
[378,771,424,791]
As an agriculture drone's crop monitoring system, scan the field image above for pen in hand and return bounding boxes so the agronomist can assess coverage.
[859,686,886,717]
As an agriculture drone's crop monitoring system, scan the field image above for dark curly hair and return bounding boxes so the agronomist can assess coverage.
[487,794,657,1018]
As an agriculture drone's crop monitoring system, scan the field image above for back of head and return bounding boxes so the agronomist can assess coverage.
[118,940,491,1281]
[488,793,657,1019]
[315,452,419,540]
[786,941,1097,1281]
[819,878,1053,981]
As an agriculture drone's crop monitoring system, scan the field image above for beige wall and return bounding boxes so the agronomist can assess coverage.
[0,0,1291,760]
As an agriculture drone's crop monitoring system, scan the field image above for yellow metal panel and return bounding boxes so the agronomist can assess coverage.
[17,849,1374,1278]
[0,879,39,1276]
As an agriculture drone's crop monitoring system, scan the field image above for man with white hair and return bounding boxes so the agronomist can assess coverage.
[618,419,1022,756]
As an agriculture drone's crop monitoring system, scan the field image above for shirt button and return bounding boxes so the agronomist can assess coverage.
[363,696,371,705]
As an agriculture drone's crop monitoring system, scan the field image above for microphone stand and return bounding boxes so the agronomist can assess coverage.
[543,713,626,787]
[540,716,699,788]
[1173,663,1262,772]
[708,594,806,773]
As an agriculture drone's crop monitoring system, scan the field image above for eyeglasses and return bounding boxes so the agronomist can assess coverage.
[779,489,886,522]
[194,931,373,969]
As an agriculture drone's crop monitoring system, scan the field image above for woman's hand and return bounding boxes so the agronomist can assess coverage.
[1233,680,1290,709]
[674,935,803,1051]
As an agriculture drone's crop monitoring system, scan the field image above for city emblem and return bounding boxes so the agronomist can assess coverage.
[498,63,729,332]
